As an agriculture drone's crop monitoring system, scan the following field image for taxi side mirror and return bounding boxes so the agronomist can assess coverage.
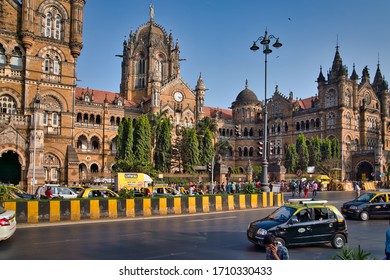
[291,216,299,224]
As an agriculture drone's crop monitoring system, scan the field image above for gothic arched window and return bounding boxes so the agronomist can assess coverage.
[325,89,337,108]
[42,7,64,40]
[0,94,17,114]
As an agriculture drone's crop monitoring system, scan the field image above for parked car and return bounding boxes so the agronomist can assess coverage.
[341,191,390,221]
[152,186,182,197]
[0,206,16,241]
[68,185,84,195]
[6,186,36,199]
[78,188,119,198]
[121,186,151,197]
[247,198,348,249]
[35,184,78,199]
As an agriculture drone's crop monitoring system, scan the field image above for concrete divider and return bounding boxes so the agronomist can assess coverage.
[3,192,284,224]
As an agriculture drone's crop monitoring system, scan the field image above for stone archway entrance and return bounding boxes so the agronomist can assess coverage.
[0,151,21,185]
[356,161,374,181]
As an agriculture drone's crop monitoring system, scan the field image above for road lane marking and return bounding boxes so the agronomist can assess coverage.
[186,216,237,222]
[143,252,187,260]
[34,239,80,245]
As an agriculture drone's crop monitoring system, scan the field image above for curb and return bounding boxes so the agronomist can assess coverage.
[3,193,284,224]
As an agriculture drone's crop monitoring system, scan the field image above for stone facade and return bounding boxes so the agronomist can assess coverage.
[0,2,388,191]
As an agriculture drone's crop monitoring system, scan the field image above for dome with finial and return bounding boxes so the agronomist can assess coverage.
[232,80,259,107]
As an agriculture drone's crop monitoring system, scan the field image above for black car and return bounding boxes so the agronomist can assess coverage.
[247,199,348,249]
[341,191,390,221]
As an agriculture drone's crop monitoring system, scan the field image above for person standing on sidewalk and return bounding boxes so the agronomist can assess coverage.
[312,181,318,197]
[385,220,390,260]
[354,181,361,199]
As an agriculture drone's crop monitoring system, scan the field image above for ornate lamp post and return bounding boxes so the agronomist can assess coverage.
[250,29,282,191]
[32,83,41,194]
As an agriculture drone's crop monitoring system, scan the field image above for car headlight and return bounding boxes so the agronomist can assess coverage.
[349,205,357,210]
[256,228,268,236]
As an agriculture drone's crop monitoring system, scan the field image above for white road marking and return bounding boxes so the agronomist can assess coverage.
[186,216,237,222]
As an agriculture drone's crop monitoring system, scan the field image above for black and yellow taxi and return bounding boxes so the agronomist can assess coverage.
[78,188,119,198]
[341,191,390,221]
[247,199,348,249]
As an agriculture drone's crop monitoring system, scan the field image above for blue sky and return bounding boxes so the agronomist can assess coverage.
[77,0,390,110]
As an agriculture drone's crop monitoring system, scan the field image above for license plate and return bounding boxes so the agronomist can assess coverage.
[248,232,253,238]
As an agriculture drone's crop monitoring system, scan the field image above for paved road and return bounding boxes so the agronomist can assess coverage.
[0,191,388,260]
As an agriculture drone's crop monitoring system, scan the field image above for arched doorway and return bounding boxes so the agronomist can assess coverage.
[0,151,21,185]
[356,161,374,181]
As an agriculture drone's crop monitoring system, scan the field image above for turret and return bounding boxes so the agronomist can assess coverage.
[70,0,86,58]
[195,73,206,121]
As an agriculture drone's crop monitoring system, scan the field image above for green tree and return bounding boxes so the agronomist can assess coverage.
[154,118,172,172]
[321,138,332,160]
[181,128,200,173]
[296,134,309,171]
[114,118,134,171]
[215,138,232,159]
[285,144,298,173]
[133,114,152,163]
[196,116,217,135]
[309,136,322,167]
[200,128,214,165]
[331,137,341,159]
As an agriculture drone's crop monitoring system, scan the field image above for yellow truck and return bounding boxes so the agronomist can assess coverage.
[114,173,153,192]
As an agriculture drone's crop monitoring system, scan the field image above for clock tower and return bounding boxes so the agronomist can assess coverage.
[119,5,204,127]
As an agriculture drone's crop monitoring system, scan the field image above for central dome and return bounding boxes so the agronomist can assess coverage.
[232,80,259,106]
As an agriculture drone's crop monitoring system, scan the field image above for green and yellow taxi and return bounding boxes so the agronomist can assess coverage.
[341,191,390,221]
[77,188,119,198]
[247,198,348,249]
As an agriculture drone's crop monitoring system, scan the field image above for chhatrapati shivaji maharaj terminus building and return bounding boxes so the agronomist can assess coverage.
[0,1,389,192]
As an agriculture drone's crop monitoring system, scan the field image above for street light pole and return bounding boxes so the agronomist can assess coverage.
[250,29,282,192]
[32,83,41,194]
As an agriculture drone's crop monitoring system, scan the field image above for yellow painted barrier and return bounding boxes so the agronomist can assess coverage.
[188,197,196,213]
[251,194,258,208]
[90,200,100,219]
[108,199,118,218]
[143,198,151,216]
[71,200,80,221]
[126,199,135,217]
[3,201,16,211]
[239,194,246,209]
[27,201,38,223]
[202,196,209,213]
[174,197,181,214]
[159,198,167,215]
[50,200,60,222]
[215,196,222,211]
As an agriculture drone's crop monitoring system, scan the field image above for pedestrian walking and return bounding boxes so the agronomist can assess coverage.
[263,233,289,260]
[385,220,390,260]
[290,180,297,198]
[298,180,303,198]
[354,181,361,199]
[312,181,318,197]
[303,181,309,198]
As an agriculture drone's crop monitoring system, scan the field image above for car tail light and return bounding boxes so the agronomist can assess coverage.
[0,217,10,226]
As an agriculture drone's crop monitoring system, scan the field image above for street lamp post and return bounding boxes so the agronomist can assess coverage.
[250,29,282,192]
[32,85,41,194]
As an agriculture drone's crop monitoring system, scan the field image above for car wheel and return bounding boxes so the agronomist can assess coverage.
[331,234,346,249]
[360,211,369,221]
[274,237,286,247]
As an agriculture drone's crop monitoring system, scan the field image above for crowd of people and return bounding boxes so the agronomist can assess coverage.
[167,181,247,195]
[288,179,320,198]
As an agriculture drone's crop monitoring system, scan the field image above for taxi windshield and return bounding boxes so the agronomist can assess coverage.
[268,206,296,222]
[356,193,376,202]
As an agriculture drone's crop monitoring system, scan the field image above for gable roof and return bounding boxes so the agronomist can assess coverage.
[75,87,138,108]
